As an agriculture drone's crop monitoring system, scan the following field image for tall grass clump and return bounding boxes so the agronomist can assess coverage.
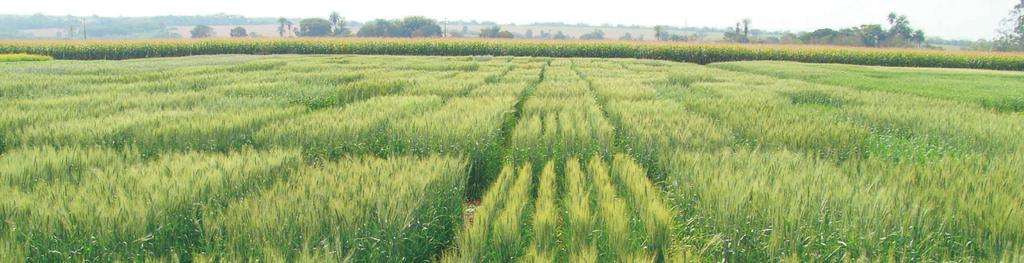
[610,154,674,261]
[526,162,560,261]
[445,157,676,262]
[588,156,649,262]
[562,158,597,261]
[447,166,516,262]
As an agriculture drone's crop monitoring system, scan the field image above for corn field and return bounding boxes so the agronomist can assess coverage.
[0,54,1022,262]
[3,38,1024,70]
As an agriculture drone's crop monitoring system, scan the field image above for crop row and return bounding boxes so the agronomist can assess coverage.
[3,39,1024,70]
[508,63,615,165]
[443,155,674,262]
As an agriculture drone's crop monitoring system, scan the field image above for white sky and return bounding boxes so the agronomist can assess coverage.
[4,0,1018,40]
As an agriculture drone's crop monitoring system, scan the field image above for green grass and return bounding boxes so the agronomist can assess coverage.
[712,61,1024,112]
[0,54,1021,262]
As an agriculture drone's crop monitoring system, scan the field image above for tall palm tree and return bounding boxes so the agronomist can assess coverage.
[887,12,898,26]
[277,17,288,37]
[329,11,341,35]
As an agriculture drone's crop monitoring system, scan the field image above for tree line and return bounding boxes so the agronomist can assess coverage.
[647,14,927,48]
[795,13,926,48]
[10,7,1023,52]
[980,0,1024,51]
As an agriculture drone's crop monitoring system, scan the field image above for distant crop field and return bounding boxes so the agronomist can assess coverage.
[0,55,1022,262]
[3,38,1024,70]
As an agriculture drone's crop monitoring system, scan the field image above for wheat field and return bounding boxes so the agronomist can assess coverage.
[1,54,1021,262]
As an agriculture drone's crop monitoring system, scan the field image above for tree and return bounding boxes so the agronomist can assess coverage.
[299,18,333,37]
[725,23,748,43]
[887,13,913,41]
[880,13,925,47]
[286,20,294,37]
[691,32,708,42]
[780,32,802,44]
[553,31,568,40]
[329,11,341,30]
[723,19,753,43]
[857,24,886,47]
[356,17,440,38]
[619,32,634,41]
[333,20,350,36]
[654,25,668,41]
[579,29,605,40]
[328,11,349,36]
[995,1,1024,51]
[400,16,442,37]
[229,26,247,37]
[357,19,399,37]
[911,30,926,46]
[190,25,214,38]
[525,29,534,39]
[277,17,289,37]
[799,28,839,44]
[479,26,513,38]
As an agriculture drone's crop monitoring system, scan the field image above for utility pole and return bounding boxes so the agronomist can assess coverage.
[443,18,448,38]
[81,18,87,40]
